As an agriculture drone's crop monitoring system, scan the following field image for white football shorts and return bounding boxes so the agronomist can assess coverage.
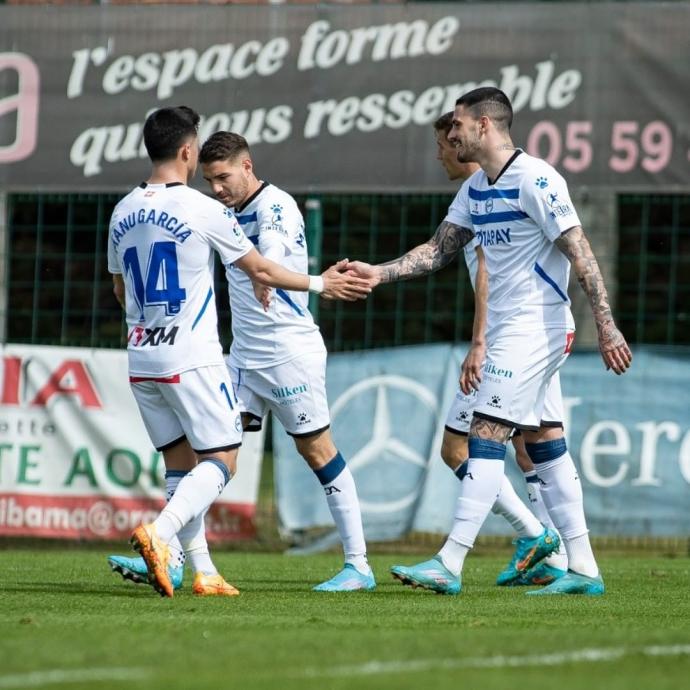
[228,351,331,437]
[130,364,243,453]
[472,329,574,431]
[445,370,565,435]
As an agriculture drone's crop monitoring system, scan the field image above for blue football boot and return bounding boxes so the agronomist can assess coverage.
[516,561,567,586]
[495,527,561,586]
[526,570,605,596]
[313,564,376,592]
[390,556,461,595]
[107,554,184,591]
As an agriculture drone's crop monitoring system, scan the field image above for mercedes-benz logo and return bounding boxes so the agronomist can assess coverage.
[331,375,439,515]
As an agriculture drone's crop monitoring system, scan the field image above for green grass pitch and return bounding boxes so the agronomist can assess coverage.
[0,550,688,690]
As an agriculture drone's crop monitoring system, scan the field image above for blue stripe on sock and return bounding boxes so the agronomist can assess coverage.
[525,438,567,464]
[203,457,231,485]
[524,473,541,484]
[455,463,469,481]
[314,452,346,485]
[164,470,188,478]
[468,438,506,460]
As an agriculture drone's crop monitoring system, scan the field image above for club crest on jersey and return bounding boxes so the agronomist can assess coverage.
[484,198,494,214]
[535,176,549,189]
[544,191,573,219]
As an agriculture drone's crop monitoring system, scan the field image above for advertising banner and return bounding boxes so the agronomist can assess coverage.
[0,3,689,192]
[0,345,264,541]
[274,345,690,541]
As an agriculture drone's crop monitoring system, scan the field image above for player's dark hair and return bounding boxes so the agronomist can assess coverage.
[433,111,454,135]
[143,106,200,163]
[199,131,250,164]
[456,87,513,131]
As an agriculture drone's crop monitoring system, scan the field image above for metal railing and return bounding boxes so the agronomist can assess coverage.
[4,192,689,351]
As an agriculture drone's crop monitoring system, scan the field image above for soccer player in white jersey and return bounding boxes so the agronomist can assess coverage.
[107,106,372,598]
[196,131,374,592]
[434,112,568,586]
[348,87,631,595]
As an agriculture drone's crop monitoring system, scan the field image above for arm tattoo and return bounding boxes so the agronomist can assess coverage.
[378,221,474,283]
[555,226,613,331]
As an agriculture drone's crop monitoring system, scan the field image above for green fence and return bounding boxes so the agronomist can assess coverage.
[4,192,689,351]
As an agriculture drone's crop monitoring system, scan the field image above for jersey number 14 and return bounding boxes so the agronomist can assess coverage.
[123,241,187,318]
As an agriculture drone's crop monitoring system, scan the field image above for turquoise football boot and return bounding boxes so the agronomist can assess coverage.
[390,556,461,595]
[526,570,605,596]
[313,563,376,592]
[107,554,185,591]
[516,561,567,586]
[495,527,560,586]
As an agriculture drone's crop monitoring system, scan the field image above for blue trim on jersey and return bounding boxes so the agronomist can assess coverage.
[236,212,258,225]
[468,187,520,201]
[534,262,568,302]
[471,210,529,225]
[525,438,567,464]
[468,438,506,460]
[276,289,305,316]
[247,234,259,246]
[191,287,213,330]
[314,452,346,485]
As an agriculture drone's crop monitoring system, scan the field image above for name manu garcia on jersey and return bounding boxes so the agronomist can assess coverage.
[111,207,193,247]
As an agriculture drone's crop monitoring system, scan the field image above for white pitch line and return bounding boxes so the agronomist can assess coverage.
[0,668,147,689]
[299,643,690,678]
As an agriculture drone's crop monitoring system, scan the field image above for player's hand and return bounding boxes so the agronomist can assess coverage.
[460,341,485,394]
[321,259,373,301]
[343,260,382,289]
[598,322,632,374]
[252,281,272,312]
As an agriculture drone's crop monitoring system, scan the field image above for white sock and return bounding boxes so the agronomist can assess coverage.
[154,460,228,544]
[523,470,568,570]
[178,507,217,576]
[315,453,369,575]
[531,447,598,577]
[441,455,506,575]
[164,472,186,569]
[492,474,543,538]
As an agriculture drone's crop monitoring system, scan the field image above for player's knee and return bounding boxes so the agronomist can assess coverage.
[440,434,468,470]
[294,430,337,469]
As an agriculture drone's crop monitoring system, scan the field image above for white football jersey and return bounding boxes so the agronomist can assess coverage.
[107,182,252,377]
[225,182,325,369]
[463,239,480,289]
[446,151,579,339]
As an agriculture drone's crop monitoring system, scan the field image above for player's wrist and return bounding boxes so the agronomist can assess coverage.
[308,275,324,294]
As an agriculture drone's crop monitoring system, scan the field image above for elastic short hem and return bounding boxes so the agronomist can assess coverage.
[444,425,469,437]
[540,420,564,429]
[474,411,539,433]
[242,412,263,432]
[193,442,241,454]
[156,435,187,452]
[287,424,330,439]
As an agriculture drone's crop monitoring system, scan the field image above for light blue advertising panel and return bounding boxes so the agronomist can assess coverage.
[274,345,690,545]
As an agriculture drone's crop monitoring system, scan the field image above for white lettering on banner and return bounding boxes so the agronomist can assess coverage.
[68,38,290,100]
[632,421,681,487]
[0,345,265,540]
[297,17,460,70]
[70,105,293,177]
[580,421,631,488]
